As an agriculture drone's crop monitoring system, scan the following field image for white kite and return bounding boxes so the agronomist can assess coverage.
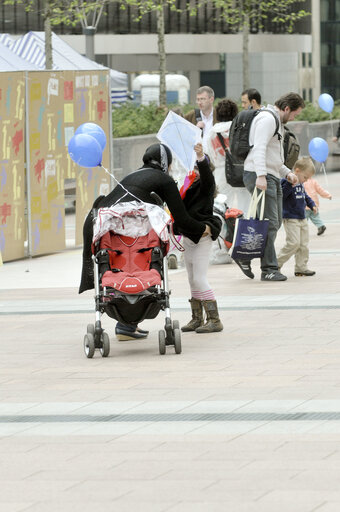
[157,111,202,172]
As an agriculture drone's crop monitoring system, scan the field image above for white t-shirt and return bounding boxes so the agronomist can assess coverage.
[201,110,214,151]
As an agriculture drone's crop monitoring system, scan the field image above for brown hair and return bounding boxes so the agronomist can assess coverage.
[216,98,238,122]
[275,93,305,111]
[293,156,315,176]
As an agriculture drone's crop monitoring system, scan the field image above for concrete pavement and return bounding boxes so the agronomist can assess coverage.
[0,170,340,511]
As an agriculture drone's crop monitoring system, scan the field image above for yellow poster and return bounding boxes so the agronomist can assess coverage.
[0,72,26,261]
[64,103,74,123]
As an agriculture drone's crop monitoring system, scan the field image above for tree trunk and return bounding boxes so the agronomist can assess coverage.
[156,1,167,106]
[44,0,53,70]
[242,13,249,90]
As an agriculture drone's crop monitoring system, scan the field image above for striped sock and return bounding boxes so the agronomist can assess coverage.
[192,289,215,301]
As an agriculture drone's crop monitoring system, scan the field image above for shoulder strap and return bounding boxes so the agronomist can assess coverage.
[257,109,281,140]
[216,132,226,151]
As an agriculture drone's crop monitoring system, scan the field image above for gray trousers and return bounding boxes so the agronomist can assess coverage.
[243,171,282,273]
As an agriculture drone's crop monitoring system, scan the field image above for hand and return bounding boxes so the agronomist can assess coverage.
[256,175,267,191]
[332,136,338,143]
[287,172,298,185]
[196,121,205,130]
[194,143,204,160]
[202,224,211,237]
[313,206,318,214]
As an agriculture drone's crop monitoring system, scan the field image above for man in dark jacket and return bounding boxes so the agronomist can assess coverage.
[185,86,217,151]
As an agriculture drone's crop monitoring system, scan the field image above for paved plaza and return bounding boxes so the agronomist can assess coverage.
[0,171,340,511]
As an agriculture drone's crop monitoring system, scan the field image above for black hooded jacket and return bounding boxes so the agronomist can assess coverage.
[79,165,206,293]
[173,156,222,242]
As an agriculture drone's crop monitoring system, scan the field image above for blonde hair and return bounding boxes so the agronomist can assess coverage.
[293,156,315,176]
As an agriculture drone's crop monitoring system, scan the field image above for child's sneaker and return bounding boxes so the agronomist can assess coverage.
[317,225,326,236]
[295,270,316,276]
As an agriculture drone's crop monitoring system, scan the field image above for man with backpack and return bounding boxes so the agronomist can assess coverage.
[185,86,217,151]
[241,88,262,110]
[232,92,305,281]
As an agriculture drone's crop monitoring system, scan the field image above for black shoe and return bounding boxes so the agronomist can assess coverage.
[136,327,149,335]
[295,270,316,276]
[115,326,148,341]
[317,226,326,236]
[234,259,254,279]
[261,271,287,281]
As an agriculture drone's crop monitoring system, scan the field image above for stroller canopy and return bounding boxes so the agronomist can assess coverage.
[93,201,171,243]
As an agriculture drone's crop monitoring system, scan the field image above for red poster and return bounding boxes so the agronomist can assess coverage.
[64,81,74,100]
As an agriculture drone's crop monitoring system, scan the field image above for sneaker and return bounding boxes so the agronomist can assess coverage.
[317,225,326,236]
[234,259,254,279]
[261,271,287,281]
[295,270,316,276]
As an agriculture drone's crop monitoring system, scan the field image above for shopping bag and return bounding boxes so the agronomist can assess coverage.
[230,189,268,260]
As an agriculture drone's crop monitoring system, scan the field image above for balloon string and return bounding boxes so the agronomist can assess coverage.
[99,164,144,205]
[320,162,329,188]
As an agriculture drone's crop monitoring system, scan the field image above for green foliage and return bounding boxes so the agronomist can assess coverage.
[112,101,340,138]
[2,0,105,27]
[210,0,310,33]
[112,103,170,137]
[295,101,340,122]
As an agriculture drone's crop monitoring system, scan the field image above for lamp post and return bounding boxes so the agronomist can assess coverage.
[83,25,96,61]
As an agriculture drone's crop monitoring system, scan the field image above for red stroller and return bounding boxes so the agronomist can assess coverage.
[83,200,182,358]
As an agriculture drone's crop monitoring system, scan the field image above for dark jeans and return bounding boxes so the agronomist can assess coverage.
[243,171,282,273]
[116,322,137,332]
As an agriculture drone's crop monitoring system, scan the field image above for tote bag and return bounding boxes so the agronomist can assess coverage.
[230,189,269,260]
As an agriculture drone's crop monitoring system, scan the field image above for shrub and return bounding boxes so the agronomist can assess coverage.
[295,101,340,122]
[112,100,340,138]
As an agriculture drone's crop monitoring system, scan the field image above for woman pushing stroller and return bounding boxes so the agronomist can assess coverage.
[79,142,212,340]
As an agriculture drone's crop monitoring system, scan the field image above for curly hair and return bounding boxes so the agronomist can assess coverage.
[216,99,238,122]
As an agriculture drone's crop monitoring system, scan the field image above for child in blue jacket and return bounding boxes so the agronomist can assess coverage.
[277,157,317,276]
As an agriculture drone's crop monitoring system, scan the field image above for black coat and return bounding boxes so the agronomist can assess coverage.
[79,166,206,293]
[173,157,222,241]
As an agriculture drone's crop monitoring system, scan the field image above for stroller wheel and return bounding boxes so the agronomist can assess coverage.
[172,319,180,331]
[174,328,182,355]
[100,332,110,358]
[87,324,95,336]
[84,333,95,358]
[158,330,166,355]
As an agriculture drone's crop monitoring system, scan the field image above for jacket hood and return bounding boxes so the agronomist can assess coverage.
[211,121,232,134]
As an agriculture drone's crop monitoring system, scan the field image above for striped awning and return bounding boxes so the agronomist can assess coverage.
[4,31,129,104]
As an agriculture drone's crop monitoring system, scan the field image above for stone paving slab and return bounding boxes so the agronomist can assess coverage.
[0,172,339,510]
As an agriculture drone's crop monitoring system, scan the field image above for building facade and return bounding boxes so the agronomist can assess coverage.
[1,0,330,104]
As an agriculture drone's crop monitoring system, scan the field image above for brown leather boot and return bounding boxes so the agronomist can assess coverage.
[195,300,223,333]
[181,298,203,332]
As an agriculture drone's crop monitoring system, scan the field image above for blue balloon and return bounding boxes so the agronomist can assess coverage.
[75,122,107,150]
[308,137,329,163]
[318,93,334,113]
[68,133,102,168]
